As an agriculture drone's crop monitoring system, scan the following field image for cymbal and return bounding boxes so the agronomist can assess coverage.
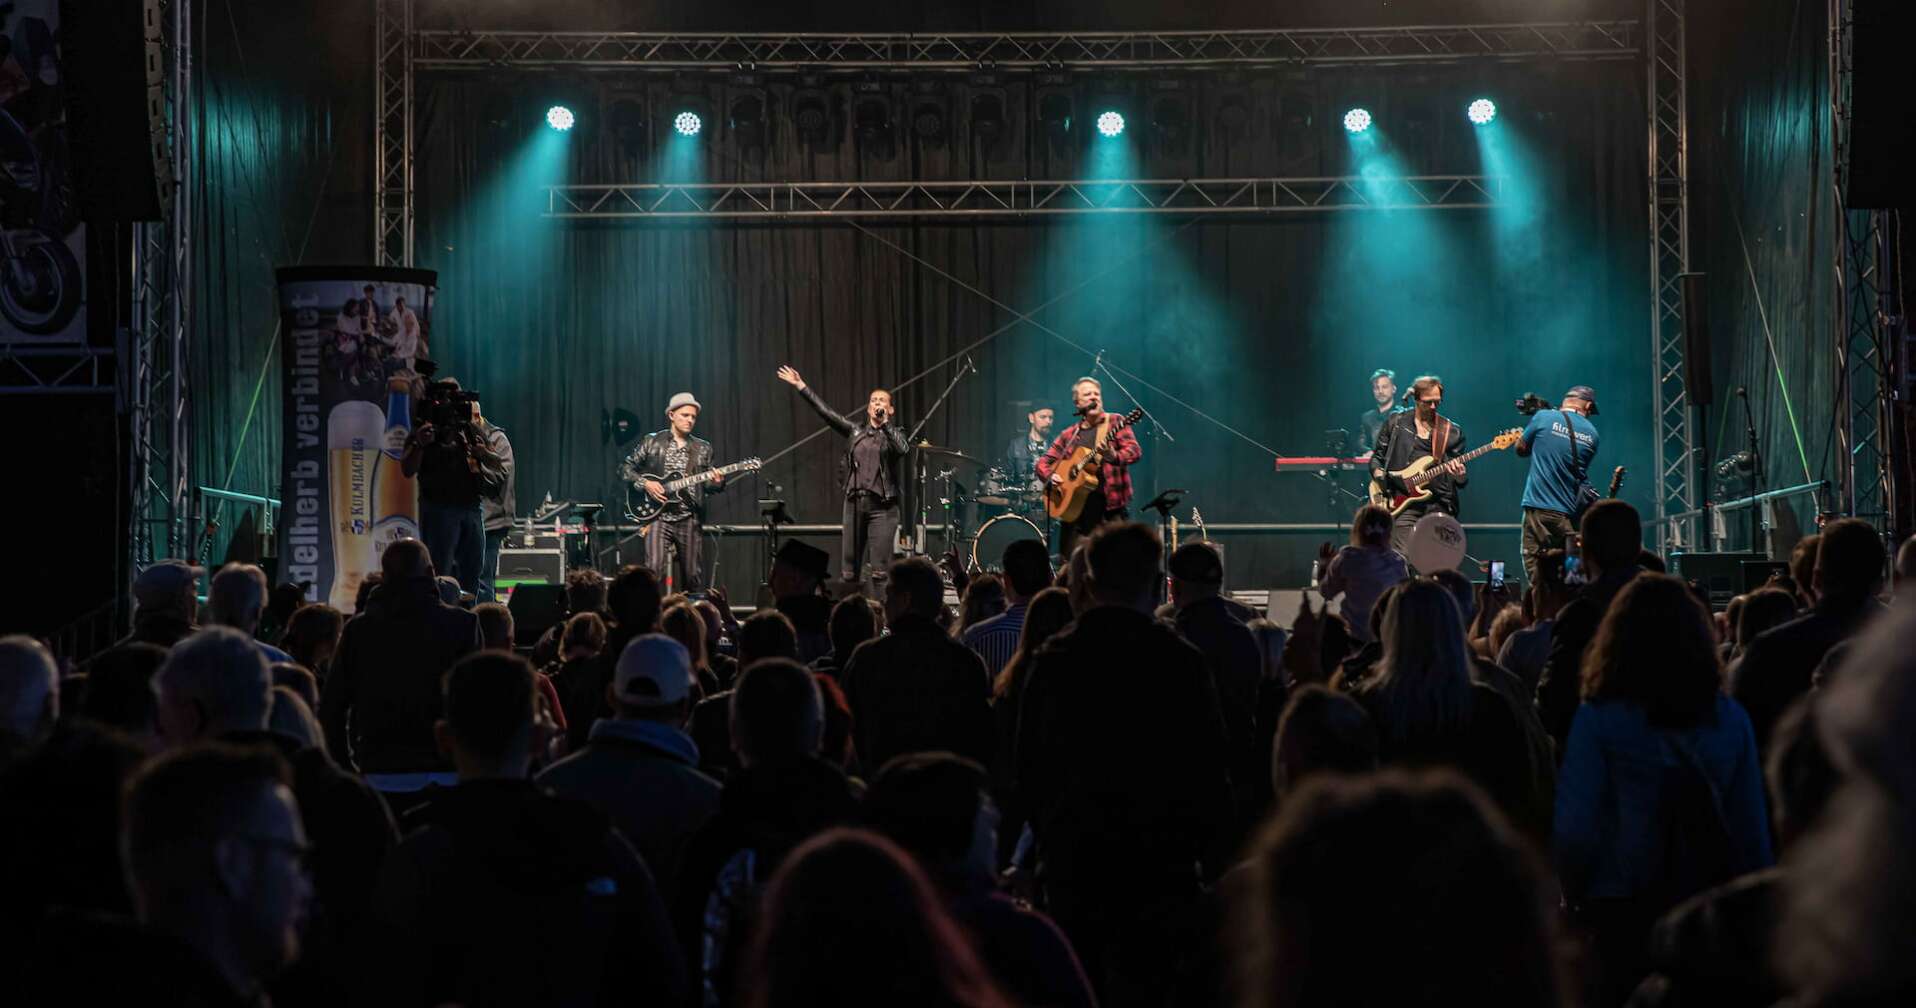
[915,443,987,467]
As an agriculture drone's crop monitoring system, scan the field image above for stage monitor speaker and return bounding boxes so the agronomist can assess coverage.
[1678,272,1714,408]
[1668,551,1767,610]
[1845,1,1916,208]
[505,583,566,648]
[497,547,564,586]
[62,0,170,221]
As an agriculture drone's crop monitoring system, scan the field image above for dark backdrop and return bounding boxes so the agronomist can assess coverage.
[411,60,1649,597]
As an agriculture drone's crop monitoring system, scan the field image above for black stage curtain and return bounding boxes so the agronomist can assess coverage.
[411,63,1647,596]
[1689,0,1841,555]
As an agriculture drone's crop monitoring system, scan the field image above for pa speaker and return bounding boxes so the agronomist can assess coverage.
[62,0,170,221]
[1679,272,1714,408]
[1668,551,1767,610]
[1845,1,1916,208]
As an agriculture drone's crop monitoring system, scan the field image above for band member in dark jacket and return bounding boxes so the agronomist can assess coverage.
[776,365,910,591]
[623,392,726,592]
[1370,374,1469,558]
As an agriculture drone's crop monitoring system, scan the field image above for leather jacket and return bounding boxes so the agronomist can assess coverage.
[797,384,909,500]
[623,430,722,518]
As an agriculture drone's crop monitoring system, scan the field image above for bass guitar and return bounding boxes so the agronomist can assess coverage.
[625,457,763,524]
[1607,465,1627,498]
[1369,428,1524,516]
[1044,408,1145,522]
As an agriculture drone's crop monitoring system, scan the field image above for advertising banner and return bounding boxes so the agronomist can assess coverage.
[274,266,437,611]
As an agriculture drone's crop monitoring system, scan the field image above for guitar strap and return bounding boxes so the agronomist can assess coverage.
[1431,415,1451,461]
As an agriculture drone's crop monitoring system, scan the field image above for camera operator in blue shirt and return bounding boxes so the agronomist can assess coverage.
[1515,386,1600,588]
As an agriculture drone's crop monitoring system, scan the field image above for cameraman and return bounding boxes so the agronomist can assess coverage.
[478,420,516,603]
[1514,385,1600,588]
[402,379,505,594]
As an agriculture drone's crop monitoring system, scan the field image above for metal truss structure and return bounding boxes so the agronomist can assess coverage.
[1647,0,1696,550]
[126,0,194,588]
[544,175,1504,220]
[0,345,113,394]
[374,4,1689,543]
[1828,0,1898,533]
[409,22,1641,72]
[376,0,415,267]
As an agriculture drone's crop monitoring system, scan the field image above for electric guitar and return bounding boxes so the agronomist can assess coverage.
[1368,428,1524,516]
[1607,465,1627,498]
[625,457,762,524]
[1044,408,1145,522]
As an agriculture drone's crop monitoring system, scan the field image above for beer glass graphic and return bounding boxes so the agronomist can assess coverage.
[328,401,385,609]
[372,377,420,556]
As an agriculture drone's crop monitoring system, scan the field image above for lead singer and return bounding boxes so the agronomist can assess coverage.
[778,365,910,592]
[1038,376,1142,561]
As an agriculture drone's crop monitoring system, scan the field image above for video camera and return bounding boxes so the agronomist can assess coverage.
[419,371,482,445]
[1514,392,1554,417]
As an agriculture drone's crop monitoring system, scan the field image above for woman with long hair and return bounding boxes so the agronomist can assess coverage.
[280,603,344,682]
[1554,573,1771,1002]
[1351,578,1534,830]
[744,828,1011,1008]
[955,574,1007,638]
[660,601,721,700]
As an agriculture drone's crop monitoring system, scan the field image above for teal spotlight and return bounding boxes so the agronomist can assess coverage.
[673,111,703,137]
[1466,98,1497,126]
[545,105,575,131]
[1342,108,1373,134]
[1095,110,1125,137]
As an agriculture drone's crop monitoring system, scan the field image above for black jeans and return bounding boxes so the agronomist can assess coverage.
[643,514,704,592]
[1057,493,1126,563]
[420,499,484,594]
[1522,507,1575,588]
[479,527,507,602]
[841,493,900,589]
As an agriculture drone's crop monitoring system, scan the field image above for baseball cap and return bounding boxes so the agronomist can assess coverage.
[666,392,702,414]
[614,633,694,707]
[133,559,205,608]
[1168,542,1225,585]
[1563,385,1599,415]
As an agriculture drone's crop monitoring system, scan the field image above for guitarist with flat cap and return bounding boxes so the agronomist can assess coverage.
[1038,376,1144,561]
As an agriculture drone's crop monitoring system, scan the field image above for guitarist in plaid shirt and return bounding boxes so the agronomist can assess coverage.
[1037,377,1143,561]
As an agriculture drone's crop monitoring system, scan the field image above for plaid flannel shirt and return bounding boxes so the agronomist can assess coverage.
[1036,420,1142,513]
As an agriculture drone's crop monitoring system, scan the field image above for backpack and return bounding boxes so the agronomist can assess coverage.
[1647,733,1739,913]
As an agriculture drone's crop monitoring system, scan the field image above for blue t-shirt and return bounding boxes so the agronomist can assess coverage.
[1520,409,1598,514]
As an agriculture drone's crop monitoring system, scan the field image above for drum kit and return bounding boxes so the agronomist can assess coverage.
[914,442,1049,574]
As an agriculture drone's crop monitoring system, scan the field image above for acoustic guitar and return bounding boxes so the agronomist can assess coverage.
[1368,428,1524,516]
[1044,408,1145,522]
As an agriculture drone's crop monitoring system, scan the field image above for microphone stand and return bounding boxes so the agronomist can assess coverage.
[1738,389,1766,553]
[907,356,977,554]
[1091,352,1171,517]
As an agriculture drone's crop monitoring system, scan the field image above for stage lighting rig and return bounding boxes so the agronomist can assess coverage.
[1096,110,1125,137]
[674,111,703,137]
[1342,107,1373,134]
[792,80,834,147]
[1467,98,1498,125]
[728,91,768,152]
[910,82,949,147]
[545,105,575,131]
[852,82,896,159]
[968,89,1006,156]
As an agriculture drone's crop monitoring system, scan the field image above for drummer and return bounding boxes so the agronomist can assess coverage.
[1005,406,1055,486]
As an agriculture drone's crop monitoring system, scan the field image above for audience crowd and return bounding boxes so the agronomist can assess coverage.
[1,499,1911,1007]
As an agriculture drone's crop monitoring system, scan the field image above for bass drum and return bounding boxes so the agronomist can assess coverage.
[970,513,1045,573]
